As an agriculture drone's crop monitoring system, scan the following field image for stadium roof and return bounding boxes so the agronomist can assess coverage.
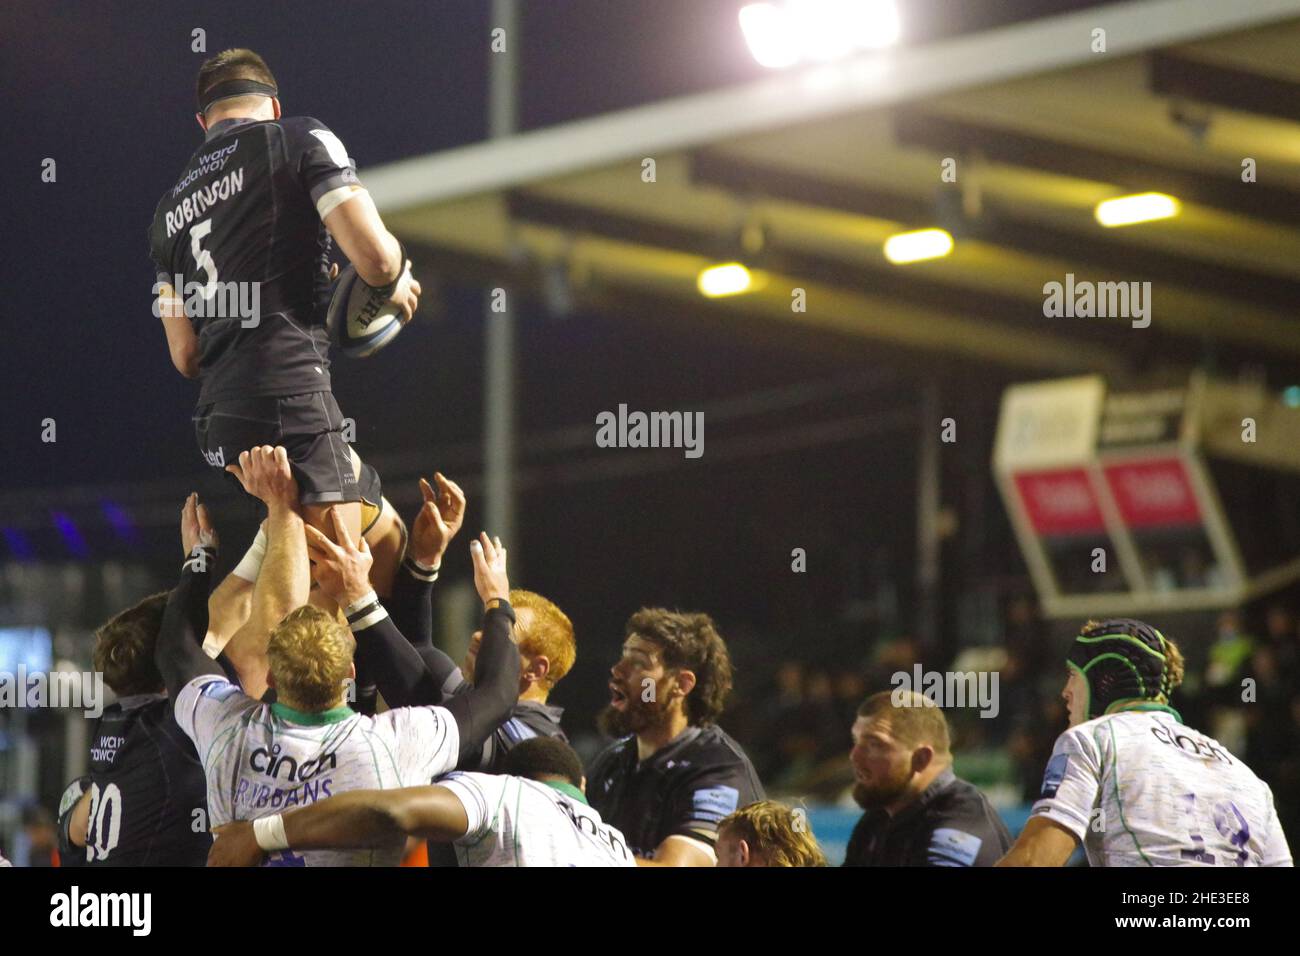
[367,0,1300,378]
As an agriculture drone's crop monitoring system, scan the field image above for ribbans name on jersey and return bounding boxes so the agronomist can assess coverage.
[165,168,246,237]
[235,746,340,811]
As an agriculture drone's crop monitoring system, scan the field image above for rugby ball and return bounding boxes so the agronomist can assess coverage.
[326,262,414,359]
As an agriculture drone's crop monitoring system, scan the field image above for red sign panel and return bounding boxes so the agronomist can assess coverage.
[1103,457,1201,529]
[1014,468,1105,536]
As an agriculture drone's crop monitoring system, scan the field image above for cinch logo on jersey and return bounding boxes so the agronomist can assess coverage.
[153,273,260,327]
[234,745,340,811]
[49,887,151,936]
[249,744,338,782]
[554,798,631,859]
[1150,725,1233,764]
[171,141,240,197]
[0,667,103,718]
[164,166,246,237]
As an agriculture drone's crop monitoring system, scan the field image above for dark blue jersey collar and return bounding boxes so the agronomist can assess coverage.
[204,117,261,143]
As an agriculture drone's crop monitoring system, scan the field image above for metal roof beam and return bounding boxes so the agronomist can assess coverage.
[893,112,1300,229]
[1149,50,1300,125]
[689,148,1300,315]
[365,0,1300,212]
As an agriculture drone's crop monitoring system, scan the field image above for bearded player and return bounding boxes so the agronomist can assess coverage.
[1000,618,1292,867]
[587,609,764,866]
[148,48,417,591]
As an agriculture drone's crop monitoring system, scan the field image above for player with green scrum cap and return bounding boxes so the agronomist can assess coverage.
[999,618,1292,867]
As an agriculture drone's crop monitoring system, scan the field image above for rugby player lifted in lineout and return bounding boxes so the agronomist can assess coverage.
[148,47,418,608]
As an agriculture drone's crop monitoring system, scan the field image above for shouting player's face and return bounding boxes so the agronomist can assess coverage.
[849,717,914,809]
[599,635,673,737]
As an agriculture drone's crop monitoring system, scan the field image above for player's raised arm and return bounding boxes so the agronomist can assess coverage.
[374,474,471,702]
[436,534,521,761]
[386,473,465,651]
[156,494,225,702]
[208,785,470,866]
[308,521,521,746]
[202,522,263,659]
[321,187,402,286]
[219,446,309,698]
[305,508,446,706]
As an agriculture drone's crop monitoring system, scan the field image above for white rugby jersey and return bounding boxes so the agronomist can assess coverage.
[439,772,636,867]
[1031,708,1292,867]
[175,675,459,867]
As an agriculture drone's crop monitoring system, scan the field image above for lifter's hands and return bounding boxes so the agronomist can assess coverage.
[180,492,218,556]
[305,507,374,608]
[409,473,466,568]
[208,822,265,867]
[470,532,509,607]
[225,446,299,511]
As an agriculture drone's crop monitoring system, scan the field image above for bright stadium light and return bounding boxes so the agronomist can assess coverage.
[697,262,754,297]
[1094,192,1180,228]
[739,3,800,68]
[740,0,900,69]
[883,228,953,265]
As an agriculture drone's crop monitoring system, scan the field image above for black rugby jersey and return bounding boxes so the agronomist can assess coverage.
[457,697,567,772]
[586,724,764,858]
[148,116,361,404]
[82,693,211,866]
[842,767,1012,867]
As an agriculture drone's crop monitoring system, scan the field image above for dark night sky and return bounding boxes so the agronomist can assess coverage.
[0,0,1109,493]
[0,0,1114,732]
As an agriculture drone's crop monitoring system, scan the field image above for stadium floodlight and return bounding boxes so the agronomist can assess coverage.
[740,0,901,69]
[883,228,953,265]
[1094,192,1180,228]
[697,262,754,297]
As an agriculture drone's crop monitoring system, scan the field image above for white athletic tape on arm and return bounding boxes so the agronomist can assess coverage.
[201,631,224,660]
[316,184,365,220]
[253,814,290,852]
[231,526,268,582]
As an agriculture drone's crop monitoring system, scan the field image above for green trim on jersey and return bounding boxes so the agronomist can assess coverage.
[1103,719,1154,866]
[1104,700,1183,722]
[541,780,589,805]
[459,777,512,855]
[270,702,354,725]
